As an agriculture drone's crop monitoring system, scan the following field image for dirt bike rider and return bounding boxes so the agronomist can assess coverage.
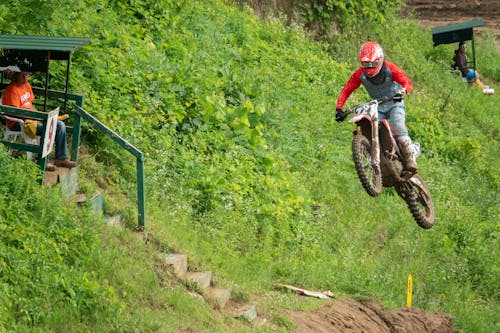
[335,41,417,173]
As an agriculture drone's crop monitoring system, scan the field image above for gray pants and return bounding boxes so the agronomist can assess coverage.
[378,102,410,142]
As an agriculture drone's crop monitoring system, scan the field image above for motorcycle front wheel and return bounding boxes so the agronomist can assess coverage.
[396,174,435,229]
[352,134,382,197]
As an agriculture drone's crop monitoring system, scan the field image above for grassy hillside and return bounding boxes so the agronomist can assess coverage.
[1,0,498,332]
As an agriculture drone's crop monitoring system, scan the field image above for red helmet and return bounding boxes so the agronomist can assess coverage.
[359,41,384,77]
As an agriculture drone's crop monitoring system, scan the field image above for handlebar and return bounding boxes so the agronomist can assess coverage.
[344,92,405,116]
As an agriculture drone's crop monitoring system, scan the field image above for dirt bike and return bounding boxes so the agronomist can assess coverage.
[343,96,435,229]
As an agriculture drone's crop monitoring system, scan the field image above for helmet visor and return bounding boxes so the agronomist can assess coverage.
[361,60,381,69]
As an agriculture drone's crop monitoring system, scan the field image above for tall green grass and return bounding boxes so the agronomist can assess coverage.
[1,0,498,332]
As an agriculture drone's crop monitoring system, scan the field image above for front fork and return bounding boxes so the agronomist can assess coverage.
[370,118,381,175]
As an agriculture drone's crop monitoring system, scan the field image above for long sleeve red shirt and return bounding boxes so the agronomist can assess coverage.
[336,61,413,109]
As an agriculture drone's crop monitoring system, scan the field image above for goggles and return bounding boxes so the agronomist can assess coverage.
[361,60,380,69]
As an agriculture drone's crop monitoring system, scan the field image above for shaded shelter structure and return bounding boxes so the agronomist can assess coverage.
[431,18,484,71]
[0,35,147,228]
[0,34,91,170]
[0,34,91,112]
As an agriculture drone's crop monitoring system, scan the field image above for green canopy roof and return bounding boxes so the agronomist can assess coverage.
[0,34,91,72]
[431,19,484,46]
[0,35,91,53]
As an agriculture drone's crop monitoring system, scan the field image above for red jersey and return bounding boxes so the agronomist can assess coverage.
[336,61,413,109]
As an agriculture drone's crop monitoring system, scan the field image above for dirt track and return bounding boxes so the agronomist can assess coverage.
[401,0,500,47]
[288,298,456,333]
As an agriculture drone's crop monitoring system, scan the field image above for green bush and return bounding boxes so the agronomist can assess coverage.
[0,149,121,332]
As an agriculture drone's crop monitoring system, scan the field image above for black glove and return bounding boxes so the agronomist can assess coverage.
[336,108,347,122]
[393,93,404,102]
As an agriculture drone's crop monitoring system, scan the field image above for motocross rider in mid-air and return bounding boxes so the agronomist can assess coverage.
[335,41,417,173]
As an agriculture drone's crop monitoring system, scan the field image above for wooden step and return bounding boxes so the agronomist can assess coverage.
[76,191,103,215]
[103,214,123,227]
[234,303,257,321]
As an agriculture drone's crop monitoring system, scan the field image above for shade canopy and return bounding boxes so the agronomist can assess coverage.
[431,19,484,46]
[0,35,91,72]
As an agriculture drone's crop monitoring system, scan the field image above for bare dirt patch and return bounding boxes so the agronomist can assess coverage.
[401,0,500,48]
[287,298,457,333]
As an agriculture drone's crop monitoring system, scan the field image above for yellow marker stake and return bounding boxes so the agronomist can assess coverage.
[406,274,413,308]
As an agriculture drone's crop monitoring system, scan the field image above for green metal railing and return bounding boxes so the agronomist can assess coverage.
[0,105,52,171]
[72,104,146,229]
[0,87,146,229]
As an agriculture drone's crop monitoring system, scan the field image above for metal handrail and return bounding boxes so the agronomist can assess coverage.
[49,88,146,229]
[72,104,146,229]
[0,87,146,229]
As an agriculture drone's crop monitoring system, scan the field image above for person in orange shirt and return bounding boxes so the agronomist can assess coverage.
[2,71,76,168]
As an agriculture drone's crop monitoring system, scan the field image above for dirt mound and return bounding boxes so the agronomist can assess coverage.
[287,298,457,333]
[401,0,500,46]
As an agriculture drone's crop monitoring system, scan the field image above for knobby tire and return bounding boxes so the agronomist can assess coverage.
[352,134,382,197]
[397,174,435,229]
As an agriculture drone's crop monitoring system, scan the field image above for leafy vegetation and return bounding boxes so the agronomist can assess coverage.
[0,150,122,331]
[1,0,498,332]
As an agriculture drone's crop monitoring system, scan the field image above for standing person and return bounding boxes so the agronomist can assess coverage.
[1,71,77,168]
[335,41,417,173]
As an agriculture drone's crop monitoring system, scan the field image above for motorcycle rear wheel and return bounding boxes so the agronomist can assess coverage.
[352,134,382,197]
[396,174,435,229]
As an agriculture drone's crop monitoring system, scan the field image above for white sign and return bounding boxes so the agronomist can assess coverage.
[42,107,60,158]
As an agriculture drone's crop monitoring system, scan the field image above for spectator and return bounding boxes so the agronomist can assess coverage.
[1,71,76,168]
[453,41,477,82]
[452,41,493,95]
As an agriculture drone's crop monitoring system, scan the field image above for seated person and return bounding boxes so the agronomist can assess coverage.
[452,41,492,94]
[1,71,76,168]
[453,41,477,82]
